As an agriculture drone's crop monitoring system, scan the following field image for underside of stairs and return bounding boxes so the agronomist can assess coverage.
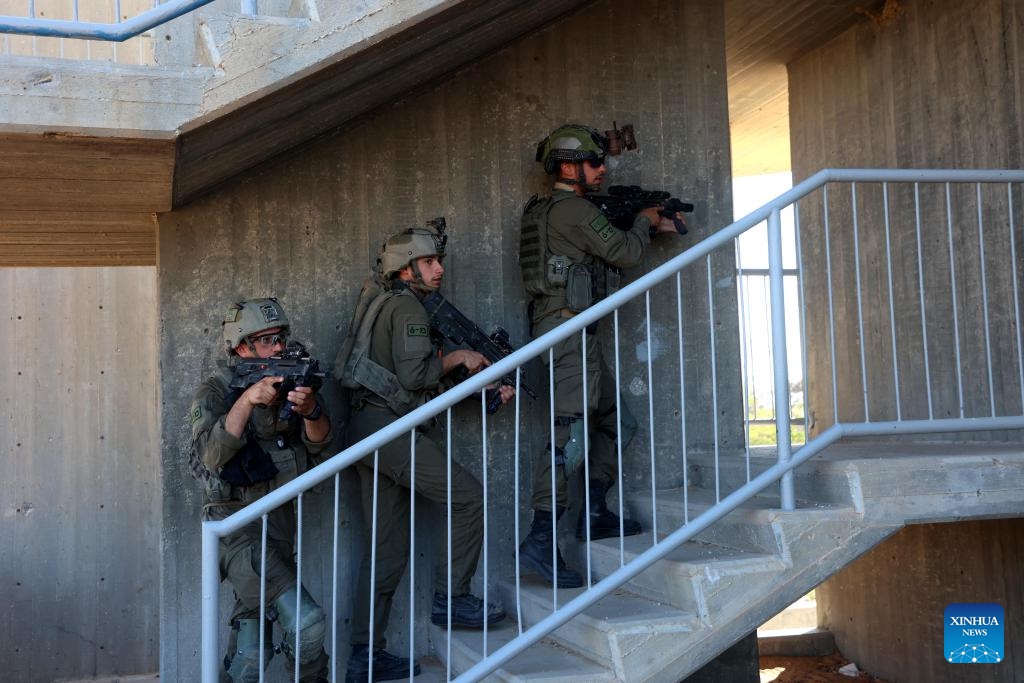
[427,440,1024,681]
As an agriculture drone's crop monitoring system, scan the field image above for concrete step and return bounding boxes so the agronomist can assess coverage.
[494,578,700,682]
[686,452,864,509]
[575,533,788,623]
[429,619,617,683]
[197,12,312,72]
[630,486,859,556]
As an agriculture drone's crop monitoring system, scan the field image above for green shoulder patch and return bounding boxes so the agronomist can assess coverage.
[190,405,202,425]
[589,214,615,242]
[406,323,429,337]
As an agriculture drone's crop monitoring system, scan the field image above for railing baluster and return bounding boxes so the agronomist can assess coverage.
[295,493,303,682]
[581,327,592,581]
[735,239,752,479]
[945,183,966,417]
[201,522,221,682]
[332,473,340,683]
[883,183,902,421]
[852,183,870,421]
[1009,184,1024,412]
[675,274,688,525]
[260,514,268,683]
[408,430,416,679]
[976,184,996,416]
[368,450,380,683]
[823,185,839,425]
[446,409,453,680]
[914,183,934,419]
[548,348,557,610]
[768,207,794,510]
[513,369,524,633]
[706,254,720,503]
[481,388,489,656]
[645,290,656,542]
[795,200,810,441]
[613,307,626,564]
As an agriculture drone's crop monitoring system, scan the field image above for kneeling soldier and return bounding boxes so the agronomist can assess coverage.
[188,298,331,683]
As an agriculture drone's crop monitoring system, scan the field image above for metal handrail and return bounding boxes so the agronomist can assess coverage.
[0,0,255,41]
[200,168,1024,682]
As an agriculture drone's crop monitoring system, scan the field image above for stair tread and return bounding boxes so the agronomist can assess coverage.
[432,620,617,682]
[637,486,854,513]
[504,577,700,631]
[588,532,783,569]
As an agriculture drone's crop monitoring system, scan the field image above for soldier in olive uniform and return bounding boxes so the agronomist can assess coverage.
[340,227,508,683]
[188,298,331,683]
[518,124,682,588]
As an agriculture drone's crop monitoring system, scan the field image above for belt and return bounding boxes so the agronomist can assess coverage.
[555,308,577,319]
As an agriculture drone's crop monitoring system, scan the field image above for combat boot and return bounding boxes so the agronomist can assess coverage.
[345,644,420,683]
[518,508,583,588]
[576,479,642,540]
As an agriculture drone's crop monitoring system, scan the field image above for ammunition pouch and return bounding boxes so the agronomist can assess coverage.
[566,264,593,312]
[218,437,280,488]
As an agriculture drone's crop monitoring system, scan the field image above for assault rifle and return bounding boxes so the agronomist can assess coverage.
[422,291,537,413]
[231,342,326,421]
[586,185,693,236]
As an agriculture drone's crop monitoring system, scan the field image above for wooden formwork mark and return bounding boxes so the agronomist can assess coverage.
[856,0,905,28]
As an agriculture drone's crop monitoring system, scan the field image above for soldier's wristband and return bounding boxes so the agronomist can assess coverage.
[302,403,324,421]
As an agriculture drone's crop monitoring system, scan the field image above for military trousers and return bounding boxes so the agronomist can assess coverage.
[348,404,484,649]
[530,315,635,512]
[210,501,329,679]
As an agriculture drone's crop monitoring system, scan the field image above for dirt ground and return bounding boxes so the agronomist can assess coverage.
[760,653,892,682]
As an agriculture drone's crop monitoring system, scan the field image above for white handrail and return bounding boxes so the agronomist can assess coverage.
[200,168,1024,682]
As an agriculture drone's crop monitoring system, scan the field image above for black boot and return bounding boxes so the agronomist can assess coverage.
[518,508,583,588]
[576,479,642,540]
[345,644,420,683]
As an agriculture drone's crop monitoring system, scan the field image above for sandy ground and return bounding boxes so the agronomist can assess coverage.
[760,653,892,682]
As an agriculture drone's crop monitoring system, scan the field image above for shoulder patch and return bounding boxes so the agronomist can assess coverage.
[589,213,615,242]
[190,405,202,425]
[406,323,429,337]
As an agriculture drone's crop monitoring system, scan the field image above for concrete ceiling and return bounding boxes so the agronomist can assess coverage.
[0,0,879,265]
[726,0,878,177]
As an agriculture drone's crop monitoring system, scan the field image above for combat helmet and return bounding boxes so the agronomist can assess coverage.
[222,298,290,353]
[378,219,448,284]
[535,124,609,174]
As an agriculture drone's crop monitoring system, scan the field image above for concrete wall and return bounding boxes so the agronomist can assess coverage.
[158,0,740,678]
[1,266,160,683]
[818,520,1024,683]
[789,0,1024,436]
[789,2,1024,680]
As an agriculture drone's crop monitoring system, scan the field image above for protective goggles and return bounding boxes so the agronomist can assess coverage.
[248,330,288,347]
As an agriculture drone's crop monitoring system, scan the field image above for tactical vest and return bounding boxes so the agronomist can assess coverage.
[187,367,305,506]
[520,193,621,311]
[520,193,575,298]
[334,281,422,416]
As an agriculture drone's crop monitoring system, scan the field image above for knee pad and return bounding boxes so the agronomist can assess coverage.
[225,619,273,683]
[618,406,638,449]
[555,417,587,475]
[274,585,327,665]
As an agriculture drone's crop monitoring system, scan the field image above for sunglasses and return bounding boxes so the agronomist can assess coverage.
[249,331,288,347]
[586,157,607,169]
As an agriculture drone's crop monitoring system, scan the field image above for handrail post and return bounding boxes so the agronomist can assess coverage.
[767,207,795,510]
[201,521,221,683]
[242,0,257,15]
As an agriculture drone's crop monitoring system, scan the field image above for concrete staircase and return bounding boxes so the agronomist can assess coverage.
[427,442,1024,681]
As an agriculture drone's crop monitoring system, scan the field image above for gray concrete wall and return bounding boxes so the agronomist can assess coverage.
[789,2,1024,680]
[158,0,740,678]
[818,520,1024,683]
[1,266,160,683]
[789,0,1024,437]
